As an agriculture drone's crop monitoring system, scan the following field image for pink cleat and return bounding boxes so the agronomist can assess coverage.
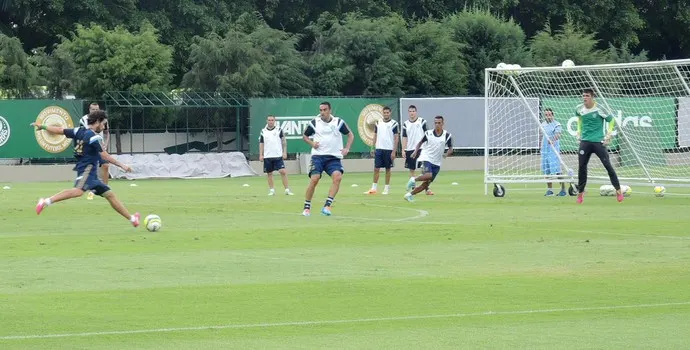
[132,212,140,227]
[576,192,584,204]
[617,191,624,203]
[35,198,47,215]
[426,190,434,196]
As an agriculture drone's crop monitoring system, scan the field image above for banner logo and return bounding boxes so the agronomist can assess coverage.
[357,104,385,147]
[34,106,75,153]
[275,116,313,140]
[0,116,10,147]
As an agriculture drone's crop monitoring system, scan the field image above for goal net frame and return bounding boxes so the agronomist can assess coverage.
[483,59,690,195]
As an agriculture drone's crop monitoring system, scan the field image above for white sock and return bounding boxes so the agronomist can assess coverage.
[269,188,275,192]
[130,215,136,222]
[372,183,377,190]
[285,188,290,192]
[45,198,52,206]
[384,185,390,190]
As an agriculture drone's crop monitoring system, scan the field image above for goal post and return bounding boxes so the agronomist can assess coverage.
[484,59,690,194]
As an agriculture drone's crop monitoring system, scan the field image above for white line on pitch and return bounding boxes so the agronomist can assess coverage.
[2,301,689,340]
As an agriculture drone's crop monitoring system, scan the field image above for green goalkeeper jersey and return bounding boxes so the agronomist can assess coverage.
[576,103,615,142]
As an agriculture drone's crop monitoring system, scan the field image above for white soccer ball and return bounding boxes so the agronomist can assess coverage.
[599,184,616,196]
[654,185,666,197]
[561,59,575,68]
[496,62,507,69]
[621,185,632,197]
[144,214,162,232]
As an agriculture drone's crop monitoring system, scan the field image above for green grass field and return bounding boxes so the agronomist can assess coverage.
[1,170,689,349]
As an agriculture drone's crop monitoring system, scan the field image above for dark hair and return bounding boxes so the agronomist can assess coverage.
[89,102,99,107]
[544,108,554,113]
[434,115,444,121]
[408,105,417,111]
[87,110,108,125]
[267,114,276,119]
[320,101,331,110]
[383,106,391,112]
[583,88,595,96]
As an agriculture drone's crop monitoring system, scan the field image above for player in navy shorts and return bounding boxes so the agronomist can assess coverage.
[33,110,141,227]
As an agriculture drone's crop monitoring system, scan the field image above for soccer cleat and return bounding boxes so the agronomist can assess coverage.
[132,212,140,227]
[557,190,567,197]
[86,191,95,200]
[268,189,275,196]
[406,177,416,191]
[35,198,47,215]
[382,188,389,195]
[425,190,434,196]
[576,192,584,204]
[545,190,554,196]
[302,209,311,216]
[617,191,624,202]
[364,189,377,195]
[285,189,294,196]
[321,206,332,216]
[404,192,414,202]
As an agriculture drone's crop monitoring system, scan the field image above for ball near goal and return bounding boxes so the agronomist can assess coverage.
[485,58,690,195]
[654,185,666,197]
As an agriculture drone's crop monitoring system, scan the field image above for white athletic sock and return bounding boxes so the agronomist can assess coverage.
[130,215,136,222]
[45,198,52,206]
[372,183,377,190]
[384,185,390,190]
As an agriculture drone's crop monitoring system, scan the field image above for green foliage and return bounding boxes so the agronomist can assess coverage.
[183,13,311,97]
[58,22,173,100]
[402,19,468,95]
[0,33,36,97]
[530,22,606,66]
[445,10,531,95]
[306,12,407,96]
[29,45,76,99]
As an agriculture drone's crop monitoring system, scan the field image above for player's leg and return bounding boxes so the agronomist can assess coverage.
[405,162,436,201]
[264,158,276,195]
[382,150,392,194]
[321,158,344,216]
[368,150,383,194]
[404,150,416,178]
[542,154,554,196]
[278,168,293,195]
[576,142,595,203]
[36,167,95,214]
[593,142,623,201]
[303,156,324,216]
[101,162,110,185]
[97,185,140,227]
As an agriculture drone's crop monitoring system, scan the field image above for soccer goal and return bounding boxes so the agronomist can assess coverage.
[484,59,690,195]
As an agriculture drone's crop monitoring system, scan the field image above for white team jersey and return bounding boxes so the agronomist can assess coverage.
[305,116,349,159]
[418,129,452,166]
[80,115,106,148]
[260,126,284,158]
[402,117,427,151]
[374,118,399,150]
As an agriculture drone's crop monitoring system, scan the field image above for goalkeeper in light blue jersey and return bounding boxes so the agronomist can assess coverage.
[540,108,566,196]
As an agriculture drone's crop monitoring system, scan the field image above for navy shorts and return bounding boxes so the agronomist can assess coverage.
[263,157,285,173]
[308,155,344,178]
[421,161,441,182]
[404,150,421,170]
[374,149,394,169]
[74,165,110,196]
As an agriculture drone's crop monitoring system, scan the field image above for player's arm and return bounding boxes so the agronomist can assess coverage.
[603,116,616,145]
[371,124,377,156]
[259,132,265,161]
[280,130,287,160]
[401,124,408,158]
[552,123,563,144]
[103,125,110,151]
[576,114,582,141]
[302,121,318,149]
[31,122,67,136]
[411,135,427,158]
[445,134,453,158]
[99,150,131,172]
[392,123,400,159]
[339,121,354,156]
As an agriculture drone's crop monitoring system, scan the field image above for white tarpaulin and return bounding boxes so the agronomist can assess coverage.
[108,152,257,180]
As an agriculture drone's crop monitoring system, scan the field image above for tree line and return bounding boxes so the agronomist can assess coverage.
[1,0,679,101]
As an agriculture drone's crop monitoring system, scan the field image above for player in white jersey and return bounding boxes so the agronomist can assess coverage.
[366,106,399,195]
[404,116,453,202]
[80,102,108,200]
[302,101,354,216]
[259,115,293,196]
[402,105,433,195]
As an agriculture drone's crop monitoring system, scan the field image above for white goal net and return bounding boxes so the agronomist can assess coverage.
[484,59,690,193]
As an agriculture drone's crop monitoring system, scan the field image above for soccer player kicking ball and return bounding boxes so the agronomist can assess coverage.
[404,116,452,202]
[259,115,293,196]
[302,101,355,216]
[32,110,141,227]
[575,88,624,203]
[366,106,399,195]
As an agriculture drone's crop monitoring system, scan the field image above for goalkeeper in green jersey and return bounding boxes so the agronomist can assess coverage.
[575,88,623,204]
